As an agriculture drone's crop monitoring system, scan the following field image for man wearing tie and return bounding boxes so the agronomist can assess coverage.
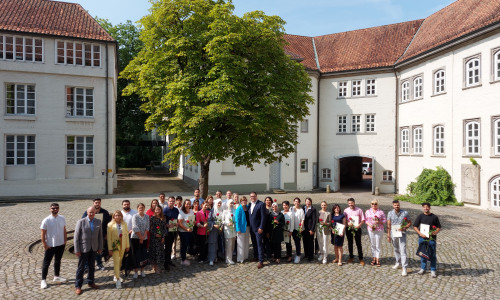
[303,197,318,262]
[248,192,267,269]
[74,206,103,295]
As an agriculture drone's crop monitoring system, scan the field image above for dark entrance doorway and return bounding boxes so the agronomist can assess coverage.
[338,156,372,192]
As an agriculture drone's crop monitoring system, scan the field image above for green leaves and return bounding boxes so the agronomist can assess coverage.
[122,0,313,179]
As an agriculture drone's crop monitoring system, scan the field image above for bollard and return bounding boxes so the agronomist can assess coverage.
[326,184,331,193]
[374,186,380,196]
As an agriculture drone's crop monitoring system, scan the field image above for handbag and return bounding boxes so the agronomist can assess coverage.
[416,240,432,260]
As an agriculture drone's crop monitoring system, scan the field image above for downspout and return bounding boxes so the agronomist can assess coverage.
[394,69,399,194]
[312,37,321,189]
[105,43,109,194]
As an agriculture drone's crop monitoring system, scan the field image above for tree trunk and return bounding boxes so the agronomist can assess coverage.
[199,156,211,199]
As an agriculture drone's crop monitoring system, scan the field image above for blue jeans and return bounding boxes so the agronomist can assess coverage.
[418,237,437,271]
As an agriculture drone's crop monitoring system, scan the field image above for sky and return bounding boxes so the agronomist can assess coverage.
[64,0,455,37]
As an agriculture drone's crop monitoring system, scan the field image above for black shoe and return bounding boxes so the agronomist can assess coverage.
[168,261,176,267]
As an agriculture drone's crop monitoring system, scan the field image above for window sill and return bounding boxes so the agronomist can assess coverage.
[462,155,482,158]
[336,132,376,135]
[399,154,410,156]
[65,117,95,122]
[320,179,332,182]
[430,155,446,158]
[431,92,447,97]
[380,181,394,185]
[337,95,378,100]
[490,79,500,84]
[221,172,235,175]
[300,170,308,173]
[399,97,423,104]
[3,115,36,121]
[411,154,424,157]
[462,83,482,90]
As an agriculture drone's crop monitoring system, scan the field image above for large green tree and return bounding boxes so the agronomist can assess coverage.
[122,0,313,197]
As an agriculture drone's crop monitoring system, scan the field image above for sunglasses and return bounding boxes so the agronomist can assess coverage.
[371,203,377,205]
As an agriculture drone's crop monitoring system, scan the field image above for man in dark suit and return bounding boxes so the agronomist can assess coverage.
[74,206,103,295]
[248,191,268,269]
[302,197,317,261]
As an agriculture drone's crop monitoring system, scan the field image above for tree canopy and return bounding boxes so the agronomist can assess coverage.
[122,0,313,196]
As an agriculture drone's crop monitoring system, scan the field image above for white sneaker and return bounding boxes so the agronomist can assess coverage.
[133,272,138,279]
[322,259,327,265]
[141,270,146,278]
[53,276,67,282]
[209,261,214,266]
[40,280,47,289]
[401,268,407,276]
[294,256,300,264]
[392,263,400,269]
[226,260,235,265]
[171,255,175,260]
[113,276,117,282]
[431,271,437,278]
[317,255,323,261]
[116,280,122,289]
[417,269,425,275]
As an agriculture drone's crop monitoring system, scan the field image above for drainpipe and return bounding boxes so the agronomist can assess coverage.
[394,69,399,194]
[316,75,320,189]
[105,43,109,194]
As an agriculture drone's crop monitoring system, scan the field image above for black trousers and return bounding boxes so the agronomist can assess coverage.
[75,250,96,288]
[196,234,208,261]
[164,232,176,268]
[272,242,282,259]
[42,244,65,280]
[346,228,363,259]
[303,231,315,260]
[292,230,301,256]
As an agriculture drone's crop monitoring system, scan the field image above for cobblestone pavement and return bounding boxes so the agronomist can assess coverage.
[1,192,499,299]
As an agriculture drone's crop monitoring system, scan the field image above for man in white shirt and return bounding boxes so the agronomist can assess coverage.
[158,193,167,208]
[40,203,67,289]
[121,200,137,235]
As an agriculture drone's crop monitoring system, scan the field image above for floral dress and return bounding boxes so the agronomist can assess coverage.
[149,216,167,266]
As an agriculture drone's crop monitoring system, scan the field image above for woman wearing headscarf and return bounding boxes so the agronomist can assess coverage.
[235,196,250,263]
[270,202,285,263]
[223,199,237,264]
[207,199,223,266]
[107,210,130,288]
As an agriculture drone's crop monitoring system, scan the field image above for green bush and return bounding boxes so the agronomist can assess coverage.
[395,166,462,206]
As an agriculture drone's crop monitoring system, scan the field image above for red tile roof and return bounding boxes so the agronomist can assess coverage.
[313,20,423,73]
[0,0,114,42]
[283,34,317,71]
[398,0,500,63]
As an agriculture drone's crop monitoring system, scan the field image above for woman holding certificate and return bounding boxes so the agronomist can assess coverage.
[177,199,195,266]
[365,199,386,266]
[331,204,346,266]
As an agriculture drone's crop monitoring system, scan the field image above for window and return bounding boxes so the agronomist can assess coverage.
[433,125,445,155]
[321,168,331,180]
[413,127,423,154]
[67,136,94,165]
[351,115,360,133]
[491,176,500,207]
[56,41,100,67]
[413,77,423,99]
[465,58,480,87]
[434,69,445,94]
[366,114,375,132]
[338,81,348,97]
[6,135,35,165]
[400,128,409,154]
[494,50,500,81]
[401,81,410,102]
[494,119,500,155]
[300,159,308,172]
[66,87,94,117]
[383,171,393,182]
[352,80,361,96]
[6,83,35,115]
[0,35,43,62]
[338,115,347,133]
[300,120,309,133]
[465,121,480,155]
[366,79,376,95]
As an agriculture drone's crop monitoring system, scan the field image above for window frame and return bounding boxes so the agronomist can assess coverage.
[464,55,481,88]
[300,159,308,172]
[492,48,500,82]
[365,114,375,132]
[464,119,481,156]
[382,170,393,182]
[433,125,445,155]
[338,81,348,98]
[5,135,35,165]
[338,115,347,133]
[55,40,101,67]
[401,81,410,102]
[366,79,376,96]
[66,87,94,118]
[351,80,361,97]
[66,136,94,165]
[5,83,36,115]
[400,127,409,154]
[321,168,331,180]
[490,175,500,208]
[413,126,423,155]
[300,119,309,133]
[0,35,43,62]
[351,115,361,133]
[433,69,446,95]
[492,116,500,156]
[413,76,423,99]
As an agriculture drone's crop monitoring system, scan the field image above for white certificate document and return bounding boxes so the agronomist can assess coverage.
[420,224,430,238]
[350,216,359,227]
[335,223,345,236]
[391,225,402,238]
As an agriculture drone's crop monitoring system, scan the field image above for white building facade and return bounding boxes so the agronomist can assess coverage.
[0,0,117,196]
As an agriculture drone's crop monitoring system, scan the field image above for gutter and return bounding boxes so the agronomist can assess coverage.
[312,38,321,188]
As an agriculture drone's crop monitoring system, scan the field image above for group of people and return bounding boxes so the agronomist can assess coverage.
[40,190,442,295]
